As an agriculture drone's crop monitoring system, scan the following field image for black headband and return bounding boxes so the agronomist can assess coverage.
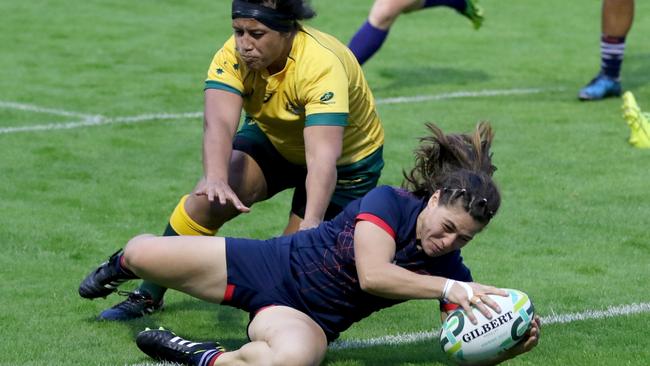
[232,0,296,32]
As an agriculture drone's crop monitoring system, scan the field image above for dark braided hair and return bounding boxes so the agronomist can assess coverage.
[402,122,500,224]
[241,0,316,21]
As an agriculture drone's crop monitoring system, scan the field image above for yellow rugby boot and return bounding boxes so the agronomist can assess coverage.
[621,92,650,149]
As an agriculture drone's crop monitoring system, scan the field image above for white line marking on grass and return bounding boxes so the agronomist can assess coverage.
[1,87,561,135]
[328,302,650,350]
[0,100,101,119]
[375,87,564,105]
[542,302,650,324]
[0,112,203,134]
[128,302,650,365]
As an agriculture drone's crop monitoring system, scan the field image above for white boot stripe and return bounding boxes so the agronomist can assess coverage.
[170,336,181,343]
[200,350,218,365]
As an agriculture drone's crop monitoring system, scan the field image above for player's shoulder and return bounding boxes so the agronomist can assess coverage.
[295,26,350,65]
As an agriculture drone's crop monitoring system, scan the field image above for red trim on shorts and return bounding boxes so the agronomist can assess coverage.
[208,352,223,366]
[441,302,460,312]
[223,284,235,302]
[356,213,396,238]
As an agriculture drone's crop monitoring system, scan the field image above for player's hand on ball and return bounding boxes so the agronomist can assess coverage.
[193,177,250,212]
[504,315,541,359]
[440,288,537,365]
[445,280,507,324]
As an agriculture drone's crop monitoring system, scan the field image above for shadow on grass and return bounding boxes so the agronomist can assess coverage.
[324,340,454,366]
[371,66,490,94]
[624,53,650,90]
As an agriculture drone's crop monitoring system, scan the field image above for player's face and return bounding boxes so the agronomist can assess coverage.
[416,191,485,257]
[232,18,292,72]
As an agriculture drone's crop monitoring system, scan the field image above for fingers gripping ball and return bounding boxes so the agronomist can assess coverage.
[439,289,535,364]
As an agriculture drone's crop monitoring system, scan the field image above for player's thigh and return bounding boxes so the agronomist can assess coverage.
[123,234,227,303]
[227,149,268,204]
[194,150,268,205]
[186,150,267,225]
[369,0,424,27]
[249,306,328,366]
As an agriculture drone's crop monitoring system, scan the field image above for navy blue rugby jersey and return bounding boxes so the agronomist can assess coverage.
[288,185,473,340]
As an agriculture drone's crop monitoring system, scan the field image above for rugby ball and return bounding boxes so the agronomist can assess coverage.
[439,289,535,364]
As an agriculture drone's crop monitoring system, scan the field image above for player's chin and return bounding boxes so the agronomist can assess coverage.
[423,243,444,257]
[244,58,264,70]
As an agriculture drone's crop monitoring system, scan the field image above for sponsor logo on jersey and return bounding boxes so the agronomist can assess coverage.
[320,91,335,104]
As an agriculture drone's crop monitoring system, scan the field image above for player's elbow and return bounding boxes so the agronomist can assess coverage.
[357,269,383,293]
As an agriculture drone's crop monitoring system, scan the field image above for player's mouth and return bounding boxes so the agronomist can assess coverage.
[430,240,444,254]
[241,55,258,65]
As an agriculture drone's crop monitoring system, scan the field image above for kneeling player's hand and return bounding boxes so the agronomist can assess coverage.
[194,178,250,212]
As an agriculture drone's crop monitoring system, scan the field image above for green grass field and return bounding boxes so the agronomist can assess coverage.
[2,0,650,365]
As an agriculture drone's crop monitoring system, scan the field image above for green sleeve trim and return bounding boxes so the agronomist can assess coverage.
[305,113,349,127]
[204,80,242,96]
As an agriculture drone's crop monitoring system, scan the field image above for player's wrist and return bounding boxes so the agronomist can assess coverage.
[442,279,455,299]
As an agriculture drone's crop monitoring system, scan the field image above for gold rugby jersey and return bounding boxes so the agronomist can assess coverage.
[205,25,383,165]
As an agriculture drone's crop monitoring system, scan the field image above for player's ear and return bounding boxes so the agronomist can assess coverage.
[428,190,441,207]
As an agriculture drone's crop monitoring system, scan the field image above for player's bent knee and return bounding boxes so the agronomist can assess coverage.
[122,234,156,272]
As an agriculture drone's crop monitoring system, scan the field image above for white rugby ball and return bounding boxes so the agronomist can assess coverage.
[439,288,535,364]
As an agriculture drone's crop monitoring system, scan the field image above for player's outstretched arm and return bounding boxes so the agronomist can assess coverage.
[197,89,249,212]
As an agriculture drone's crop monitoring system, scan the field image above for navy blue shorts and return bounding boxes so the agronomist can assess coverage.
[223,236,338,341]
[223,236,296,310]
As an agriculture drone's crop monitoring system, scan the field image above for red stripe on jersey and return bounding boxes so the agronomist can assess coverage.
[440,302,460,312]
[223,284,235,302]
[356,213,396,239]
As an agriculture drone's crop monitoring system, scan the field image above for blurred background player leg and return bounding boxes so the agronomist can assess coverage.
[579,0,634,101]
[348,0,483,65]
[622,91,650,148]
